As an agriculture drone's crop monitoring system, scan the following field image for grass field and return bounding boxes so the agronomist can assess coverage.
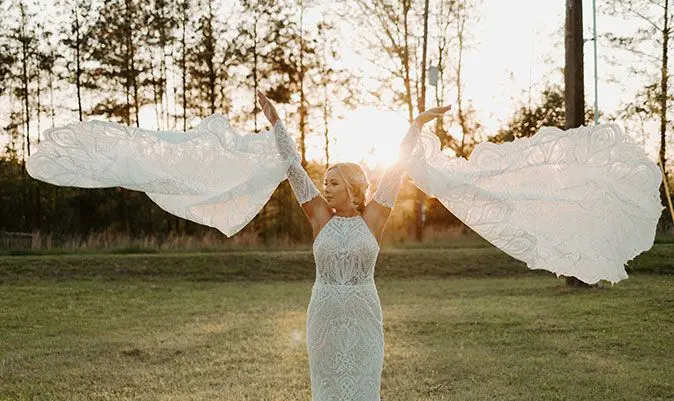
[0,246,672,401]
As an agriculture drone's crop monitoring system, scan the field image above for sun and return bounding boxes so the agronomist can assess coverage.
[138,103,414,171]
[325,106,410,170]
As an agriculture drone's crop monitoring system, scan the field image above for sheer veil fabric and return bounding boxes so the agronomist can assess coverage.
[27,114,663,284]
[406,123,664,284]
[27,113,293,237]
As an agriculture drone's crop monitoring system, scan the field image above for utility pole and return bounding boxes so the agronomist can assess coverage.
[564,0,592,287]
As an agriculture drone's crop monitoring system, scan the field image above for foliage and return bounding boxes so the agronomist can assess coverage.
[490,86,595,144]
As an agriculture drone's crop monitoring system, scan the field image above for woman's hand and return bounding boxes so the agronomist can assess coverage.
[399,105,452,161]
[256,90,280,126]
[414,105,452,127]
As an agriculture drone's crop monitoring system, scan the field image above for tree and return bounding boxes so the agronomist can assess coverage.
[492,85,595,143]
[565,0,585,130]
[603,0,673,233]
[88,0,152,126]
[144,0,180,130]
[345,0,425,240]
[173,0,195,131]
[0,0,18,157]
[85,0,160,234]
[430,0,454,151]
[4,0,40,167]
[343,0,483,241]
[451,0,483,159]
[234,0,292,132]
[55,0,97,123]
[411,0,431,242]
[188,0,230,116]
[314,16,361,170]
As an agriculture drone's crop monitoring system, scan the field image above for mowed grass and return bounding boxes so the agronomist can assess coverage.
[0,247,672,401]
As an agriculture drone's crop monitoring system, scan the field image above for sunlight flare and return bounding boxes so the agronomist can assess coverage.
[328,106,410,169]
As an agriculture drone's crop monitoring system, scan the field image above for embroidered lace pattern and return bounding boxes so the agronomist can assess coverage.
[405,123,664,284]
[273,120,321,205]
[307,214,384,400]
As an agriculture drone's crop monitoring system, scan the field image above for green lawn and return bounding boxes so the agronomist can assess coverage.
[0,248,672,400]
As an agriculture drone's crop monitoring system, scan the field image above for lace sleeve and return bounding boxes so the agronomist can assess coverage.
[272,120,321,205]
[371,122,421,209]
[371,161,406,209]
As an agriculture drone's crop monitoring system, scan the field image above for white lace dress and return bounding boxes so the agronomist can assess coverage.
[269,116,401,400]
[307,214,384,400]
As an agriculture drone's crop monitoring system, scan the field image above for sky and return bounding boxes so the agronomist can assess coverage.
[2,0,665,169]
[298,0,662,167]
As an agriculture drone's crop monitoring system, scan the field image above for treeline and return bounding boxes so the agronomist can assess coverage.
[0,0,477,242]
[0,156,460,247]
[0,0,671,243]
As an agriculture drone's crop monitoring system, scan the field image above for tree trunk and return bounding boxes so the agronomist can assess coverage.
[402,1,414,124]
[48,46,56,127]
[323,82,330,170]
[152,57,161,128]
[208,1,216,114]
[456,9,469,157]
[20,2,31,165]
[658,0,671,233]
[159,0,168,129]
[74,7,83,122]
[414,0,431,242]
[181,2,187,132]
[253,7,259,133]
[299,0,307,167]
[126,0,140,127]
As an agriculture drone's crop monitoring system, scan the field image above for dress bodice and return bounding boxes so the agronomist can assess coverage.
[312,215,380,285]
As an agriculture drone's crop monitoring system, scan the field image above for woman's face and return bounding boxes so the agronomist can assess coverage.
[323,168,350,210]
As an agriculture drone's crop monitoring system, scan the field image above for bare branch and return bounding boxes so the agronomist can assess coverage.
[645,0,666,10]
[628,6,663,31]
[622,44,661,60]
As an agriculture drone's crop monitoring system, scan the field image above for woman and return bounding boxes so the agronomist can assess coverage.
[257,90,451,400]
[26,88,663,398]
[26,91,663,284]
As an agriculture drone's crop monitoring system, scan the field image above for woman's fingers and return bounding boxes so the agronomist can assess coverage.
[423,105,452,120]
[257,91,272,113]
[422,105,451,116]
[256,90,280,125]
[256,90,268,106]
[412,105,452,127]
[429,105,452,114]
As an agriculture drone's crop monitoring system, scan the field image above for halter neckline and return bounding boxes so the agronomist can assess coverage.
[332,214,361,219]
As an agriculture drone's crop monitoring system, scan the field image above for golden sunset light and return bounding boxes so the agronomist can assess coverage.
[2,1,672,399]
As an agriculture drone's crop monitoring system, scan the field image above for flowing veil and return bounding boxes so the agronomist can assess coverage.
[26,113,293,237]
[27,113,664,284]
[405,123,664,284]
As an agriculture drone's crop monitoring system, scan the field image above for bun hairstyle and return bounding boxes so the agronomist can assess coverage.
[327,163,370,213]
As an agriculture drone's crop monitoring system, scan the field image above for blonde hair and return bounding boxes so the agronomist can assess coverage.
[326,163,370,213]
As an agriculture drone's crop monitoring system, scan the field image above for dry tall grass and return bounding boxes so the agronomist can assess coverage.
[14,224,473,253]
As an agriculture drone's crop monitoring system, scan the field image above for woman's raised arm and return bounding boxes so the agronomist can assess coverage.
[364,122,421,222]
[259,91,332,232]
[363,106,452,240]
